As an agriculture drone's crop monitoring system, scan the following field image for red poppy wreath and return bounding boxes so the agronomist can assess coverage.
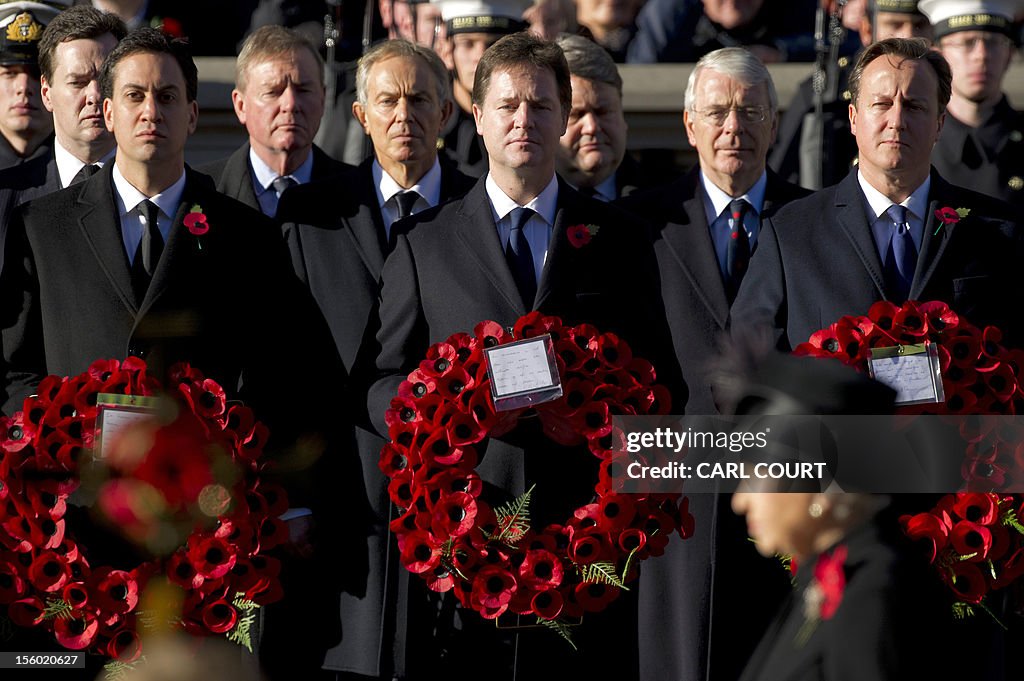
[380,312,692,639]
[0,358,285,666]
[795,299,1024,489]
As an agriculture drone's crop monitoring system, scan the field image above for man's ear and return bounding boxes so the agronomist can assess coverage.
[231,89,247,126]
[352,100,369,133]
[103,97,114,133]
[41,76,55,113]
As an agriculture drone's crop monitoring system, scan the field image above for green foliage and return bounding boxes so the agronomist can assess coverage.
[579,561,627,590]
[538,617,577,650]
[226,596,260,653]
[43,599,73,620]
[494,484,535,546]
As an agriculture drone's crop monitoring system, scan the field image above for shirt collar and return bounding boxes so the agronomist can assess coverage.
[54,140,115,189]
[485,173,559,225]
[593,173,617,202]
[112,162,187,224]
[373,157,443,209]
[857,170,931,222]
[700,170,767,224]
[249,146,314,195]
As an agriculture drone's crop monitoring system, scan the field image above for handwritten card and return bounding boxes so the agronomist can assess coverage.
[485,334,563,411]
[94,393,163,459]
[868,343,944,405]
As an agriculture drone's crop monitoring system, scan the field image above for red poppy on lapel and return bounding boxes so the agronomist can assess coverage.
[184,204,209,237]
[934,206,970,235]
[813,545,846,620]
[567,223,600,248]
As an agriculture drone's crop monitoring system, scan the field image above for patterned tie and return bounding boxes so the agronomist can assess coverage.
[394,191,421,220]
[884,204,917,303]
[70,164,100,186]
[506,207,537,307]
[132,200,163,299]
[725,198,751,302]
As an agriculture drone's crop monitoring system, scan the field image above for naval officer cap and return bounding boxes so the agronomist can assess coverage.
[871,0,924,15]
[435,0,531,36]
[918,0,1024,40]
[0,1,68,67]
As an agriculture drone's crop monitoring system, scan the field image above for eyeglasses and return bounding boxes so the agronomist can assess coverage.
[941,34,1012,53]
[692,106,769,125]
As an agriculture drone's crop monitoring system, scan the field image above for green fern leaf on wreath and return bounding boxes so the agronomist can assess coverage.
[579,560,628,589]
[494,484,535,546]
[538,617,578,650]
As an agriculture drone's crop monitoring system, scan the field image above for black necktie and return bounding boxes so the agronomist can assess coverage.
[70,164,100,186]
[394,191,421,220]
[132,200,163,299]
[725,198,751,302]
[884,204,917,303]
[506,207,537,307]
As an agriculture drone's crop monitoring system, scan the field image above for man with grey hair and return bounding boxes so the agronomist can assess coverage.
[555,33,650,200]
[276,38,474,681]
[620,46,807,681]
[200,26,348,218]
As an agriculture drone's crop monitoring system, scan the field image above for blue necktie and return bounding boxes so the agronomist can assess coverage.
[725,198,751,302]
[506,207,537,307]
[884,204,917,302]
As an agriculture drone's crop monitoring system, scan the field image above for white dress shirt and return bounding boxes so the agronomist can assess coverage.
[112,164,184,264]
[858,170,930,261]
[249,147,314,217]
[374,157,443,239]
[54,140,114,189]
[486,173,559,284]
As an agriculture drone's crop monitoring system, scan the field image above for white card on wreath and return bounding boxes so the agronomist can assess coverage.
[94,393,162,460]
[868,343,945,405]
[484,334,563,411]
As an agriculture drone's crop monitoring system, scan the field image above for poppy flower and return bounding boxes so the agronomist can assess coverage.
[901,512,949,562]
[91,568,139,614]
[949,520,993,561]
[28,550,70,592]
[7,596,45,627]
[426,565,456,592]
[891,303,928,341]
[678,496,696,538]
[814,545,847,619]
[993,547,1024,589]
[474,320,509,347]
[257,516,290,551]
[568,532,607,565]
[447,410,486,446]
[431,491,478,539]
[399,530,441,574]
[946,561,987,604]
[594,333,632,369]
[470,566,517,618]
[183,205,209,235]
[187,536,237,579]
[519,549,563,589]
[867,300,900,331]
[106,628,142,662]
[514,312,564,340]
[567,223,593,248]
[421,343,458,378]
[54,609,99,649]
[1,412,35,453]
[597,494,637,532]
[0,561,26,603]
[530,588,564,619]
[934,206,960,226]
[574,581,619,612]
[952,493,1001,526]
[201,599,237,633]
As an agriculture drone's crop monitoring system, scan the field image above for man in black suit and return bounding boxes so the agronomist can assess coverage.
[555,33,651,201]
[0,5,125,271]
[733,37,1024,352]
[200,25,348,217]
[0,2,61,171]
[276,38,474,681]
[0,27,338,494]
[367,32,677,680]
[619,47,805,681]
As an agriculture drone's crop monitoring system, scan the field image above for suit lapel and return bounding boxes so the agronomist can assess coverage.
[833,173,888,298]
[76,165,139,314]
[344,164,387,275]
[910,177,956,300]
[660,171,731,329]
[454,180,526,314]
[227,144,260,211]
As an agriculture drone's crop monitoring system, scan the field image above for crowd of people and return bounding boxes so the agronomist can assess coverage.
[1,0,1023,680]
